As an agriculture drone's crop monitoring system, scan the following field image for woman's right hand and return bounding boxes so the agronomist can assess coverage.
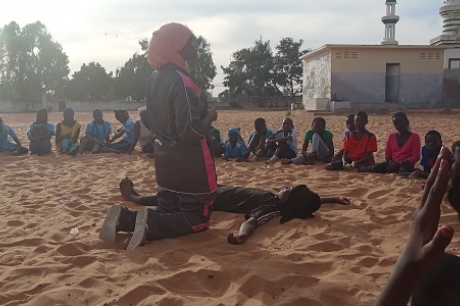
[207,108,218,122]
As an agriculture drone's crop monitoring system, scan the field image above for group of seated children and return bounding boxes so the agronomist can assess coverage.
[0,107,155,156]
[213,111,450,179]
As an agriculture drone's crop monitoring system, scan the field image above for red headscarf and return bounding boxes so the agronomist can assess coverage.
[148,23,192,71]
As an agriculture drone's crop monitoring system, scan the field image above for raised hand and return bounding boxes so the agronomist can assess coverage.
[375,146,454,306]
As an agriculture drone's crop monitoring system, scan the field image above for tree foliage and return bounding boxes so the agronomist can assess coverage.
[221,37,308,100]
[66,62,113,101]
[274,37,309,96]
[187,36,217,91]
[0,21,69,101]
[115,40,152,101]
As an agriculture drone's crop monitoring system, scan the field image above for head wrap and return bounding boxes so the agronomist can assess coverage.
[138,106,147,116]
[228,128,240,137]
[148,23,192,71]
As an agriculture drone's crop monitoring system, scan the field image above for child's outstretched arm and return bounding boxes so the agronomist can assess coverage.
[375,149,453,306]
[319,197,350,205]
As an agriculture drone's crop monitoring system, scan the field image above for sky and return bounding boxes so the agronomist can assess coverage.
[1,0,445,96]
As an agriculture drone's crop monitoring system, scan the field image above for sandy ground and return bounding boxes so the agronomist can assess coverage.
[1,109,460,306]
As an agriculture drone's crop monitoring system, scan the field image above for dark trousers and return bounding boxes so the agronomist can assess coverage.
[119,189,214,241]
[371,162,414,174]
[275,142,297,159]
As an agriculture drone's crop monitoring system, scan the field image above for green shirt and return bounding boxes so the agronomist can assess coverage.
[304,129,333,143]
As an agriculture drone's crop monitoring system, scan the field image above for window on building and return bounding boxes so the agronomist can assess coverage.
[428,53,434,59]
[435,53,441,60]
[351,52,358,58]
[343,52,350,59]
[336,52,342,59]
[420,53,426,60]
[449,58,460,69]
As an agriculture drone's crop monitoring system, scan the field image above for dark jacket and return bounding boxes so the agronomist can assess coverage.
[146,63,217,195]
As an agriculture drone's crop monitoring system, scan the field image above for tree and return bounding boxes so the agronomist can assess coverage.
[274,37,309,96]
[0,21,69,101]
[114,40,152,101]
[66,62,113,101]
[187,36,217,91]
[221,37,281,99]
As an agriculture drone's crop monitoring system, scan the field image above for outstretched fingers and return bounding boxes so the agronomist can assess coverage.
[419,146,451,208]
[423,159,451,216]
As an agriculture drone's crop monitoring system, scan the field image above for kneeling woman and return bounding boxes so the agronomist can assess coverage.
[127,106,155,155]
[361,112,421,174]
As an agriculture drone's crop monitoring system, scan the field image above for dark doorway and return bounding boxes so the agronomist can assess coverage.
[385,63,400,102]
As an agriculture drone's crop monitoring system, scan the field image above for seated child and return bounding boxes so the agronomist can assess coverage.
[105,178,349,248]
[326,111,378,171]
[224,128,247,161]
[128,107,155,155]
[0,117,28,155]
[107,110,135,153]
[247,118,277,161]
[79,109,112,154]
[282,117,333,165]
[361,112,421,174]
[332,113,356,161]
[266,118,298,164]
[56,108,81,155]
[210,126,225,157]
[28,108,54,155]
[402,130,445,179]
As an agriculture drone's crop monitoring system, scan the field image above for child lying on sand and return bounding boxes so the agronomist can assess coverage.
[98,178,349,249]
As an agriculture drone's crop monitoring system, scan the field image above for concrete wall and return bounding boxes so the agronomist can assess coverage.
[0,100,146,113]
[329,47,444,104]
[442,69,460,104]
[331,73,442,104]
[303,50,331,100]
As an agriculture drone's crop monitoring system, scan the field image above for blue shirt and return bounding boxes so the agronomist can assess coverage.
[224,139,247,158]
[121,117,135,143]
[247,127,277,145]
[343,129,352,141]
[420,146,453,173]
[0,124,17,145]
[28,123,54,145]
[85,120,112,143]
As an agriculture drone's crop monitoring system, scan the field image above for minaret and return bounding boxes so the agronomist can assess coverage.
[381,0,400,45]
[430,0,460,45]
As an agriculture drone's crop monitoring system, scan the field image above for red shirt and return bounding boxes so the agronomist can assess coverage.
[341,130,378,164]
[385,132,421,165]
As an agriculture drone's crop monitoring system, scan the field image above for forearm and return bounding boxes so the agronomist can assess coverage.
[374,257,421,306]
[13,138,21,147]
[109,133,122,143]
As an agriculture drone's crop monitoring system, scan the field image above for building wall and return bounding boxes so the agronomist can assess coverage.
[302,50,332,100]
[329,47,444,104]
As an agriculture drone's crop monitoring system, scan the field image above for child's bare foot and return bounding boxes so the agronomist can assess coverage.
[265,155,279,164]
[119,178,132,201]
[227,232,247,245]
[124,177,140,196]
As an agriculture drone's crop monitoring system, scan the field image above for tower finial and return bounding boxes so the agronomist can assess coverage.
[381,0,400,45]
